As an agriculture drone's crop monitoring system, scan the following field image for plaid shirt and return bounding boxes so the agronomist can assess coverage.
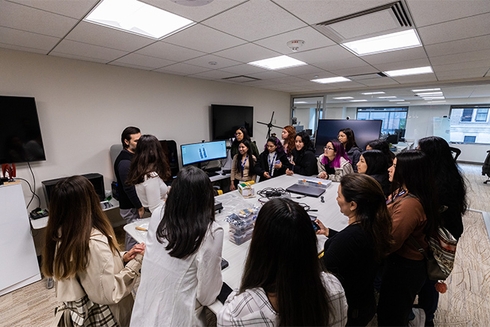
[217,272,348,327]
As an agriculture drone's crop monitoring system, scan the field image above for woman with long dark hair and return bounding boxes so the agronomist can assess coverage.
[230,126,259,159]
[230,139,257,190]
[285,131,318,176]
[417,136,468,326]
[338,128,362,172]
[218,198,347,326]
[127,134,171,214]
[131,166,223,326]
[316,174,393,326]
[366,139,395,166]
[42,176,145,327]
[255,135,291,181]
[377,150,440,326]
[317,139,353,181]
[357,150,391,197]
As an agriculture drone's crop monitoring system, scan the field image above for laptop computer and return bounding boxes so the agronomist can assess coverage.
[286,183,326,197]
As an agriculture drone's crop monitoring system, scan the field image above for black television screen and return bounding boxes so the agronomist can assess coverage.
[0,96,46,164]
[315,119,382,155]
[211,104,253,140]
[181,140,227,166]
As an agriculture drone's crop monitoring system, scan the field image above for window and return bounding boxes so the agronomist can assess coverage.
[450,105,490,144]
[356,107,408,137]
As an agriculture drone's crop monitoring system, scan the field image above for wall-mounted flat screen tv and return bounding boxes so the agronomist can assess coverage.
[0,96,46,164]
[315,119,382,155]
[211,104,253,140]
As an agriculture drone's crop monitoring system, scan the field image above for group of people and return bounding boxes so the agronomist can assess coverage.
[41,123,467,327]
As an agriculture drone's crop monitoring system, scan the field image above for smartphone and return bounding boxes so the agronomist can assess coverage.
[309,215,320,231]
[221,258,229,270]
[217,282,233,304]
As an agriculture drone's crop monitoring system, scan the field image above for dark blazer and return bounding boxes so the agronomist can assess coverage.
[291,148,317,176]
[255,150,291,182]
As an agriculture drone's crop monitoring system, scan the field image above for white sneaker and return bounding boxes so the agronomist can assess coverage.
[408,308,426,327]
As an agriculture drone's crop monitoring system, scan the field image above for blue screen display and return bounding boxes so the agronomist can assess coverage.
[181,140,227,166]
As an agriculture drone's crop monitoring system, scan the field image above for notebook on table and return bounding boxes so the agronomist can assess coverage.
[286,183,326,197]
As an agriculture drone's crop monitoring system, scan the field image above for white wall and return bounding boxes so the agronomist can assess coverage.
[0,49,290,208]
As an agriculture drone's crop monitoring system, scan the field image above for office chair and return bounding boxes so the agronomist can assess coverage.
[449,147,461,161]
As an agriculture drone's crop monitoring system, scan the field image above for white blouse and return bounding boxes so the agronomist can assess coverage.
[134,172,168,213]
[130,206,224,327]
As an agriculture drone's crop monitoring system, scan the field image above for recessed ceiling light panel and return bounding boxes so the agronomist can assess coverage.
[342,29,422,56]
[362,91,385,95]
[248,55,307,70]
[412,88,441,92]
[85,0,195,39]
[333,96,354,100]
[384,66,433,77]
[311,77,350,84]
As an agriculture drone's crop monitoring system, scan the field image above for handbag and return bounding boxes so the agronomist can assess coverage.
[409,226,458,281]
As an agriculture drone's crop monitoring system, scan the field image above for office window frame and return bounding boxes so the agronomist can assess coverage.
[356,106,408,136]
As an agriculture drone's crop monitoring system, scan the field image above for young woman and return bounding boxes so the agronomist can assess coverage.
[357,150,391,197]
[42,176,145,327]
[218,198,348,326]
[285,131,317,176]
[366,139,395,166]
[417,136,468,326]
[127,134,171,214]
[230,126,259,159]
[377,150,440,326]
[281,125,296,158]
[255,135,291,182]
[317,139,354,182]
[230,139,257,190]
[316,174,393,326]
[131,166,223,326]
[338,128,362,172]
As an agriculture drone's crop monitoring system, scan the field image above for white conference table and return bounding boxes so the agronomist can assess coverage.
[124,173,348,313]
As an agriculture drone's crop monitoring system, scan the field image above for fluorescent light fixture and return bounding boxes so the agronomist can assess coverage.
[311,77,351,84]
[248,55,307,70]
[295,101,307,104]
[349,99,368,102]
[412,88,440,92]
[398,102,409,104]
[362,91,385,95]
[389,99,403,102]
[423,96,445,100]
[84,0,195,39]
[384,66,433,77]
[429,101,446,103]
[342,29,421,56]
[378,96,397,99]
[333,96,354,100]
[416,92,443,96]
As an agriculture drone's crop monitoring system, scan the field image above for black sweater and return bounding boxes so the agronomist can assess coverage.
[114,149,142,210]
[291,148,317,176]
[255,150,291,182]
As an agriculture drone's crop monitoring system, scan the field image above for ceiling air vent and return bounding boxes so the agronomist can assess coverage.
[222,75,261,83]
[314,1,413,43]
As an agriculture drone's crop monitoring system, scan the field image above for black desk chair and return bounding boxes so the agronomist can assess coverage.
[449,147,461,161]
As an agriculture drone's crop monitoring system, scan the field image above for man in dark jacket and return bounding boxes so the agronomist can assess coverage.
[114,126,143,250]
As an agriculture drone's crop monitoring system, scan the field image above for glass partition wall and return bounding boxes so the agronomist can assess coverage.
[291,96,324,143]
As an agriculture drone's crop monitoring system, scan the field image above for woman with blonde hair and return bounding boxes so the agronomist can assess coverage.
[42,175,145,326]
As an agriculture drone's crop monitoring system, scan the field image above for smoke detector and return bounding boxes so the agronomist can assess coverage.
[287,40,305,52]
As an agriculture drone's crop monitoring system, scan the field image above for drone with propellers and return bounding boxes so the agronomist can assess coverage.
[257,111,283,139]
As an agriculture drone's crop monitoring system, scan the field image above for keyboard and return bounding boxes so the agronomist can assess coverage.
[206,171,219,177]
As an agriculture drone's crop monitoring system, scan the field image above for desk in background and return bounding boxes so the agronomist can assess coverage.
[124,173,348,313]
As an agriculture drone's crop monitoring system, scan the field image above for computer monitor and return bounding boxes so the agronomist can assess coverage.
[181,140,227,167]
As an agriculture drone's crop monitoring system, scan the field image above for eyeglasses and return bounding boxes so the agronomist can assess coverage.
[324,146,334,151]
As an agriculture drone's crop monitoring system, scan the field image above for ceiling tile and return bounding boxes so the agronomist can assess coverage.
[51,39,127,63]
[219,63,267,75]
[254,27,336,54]
[7,0,99,19]
[183,54,242,69]
[0,0,78,37]
[214,43,279,63]
[433,59,490,73]
[202,0,306,42]
[418,12,490,45]
[373,58,432,72]
[155,62,211,75]
[111,53,176,70]
[163,24,247,53]
[362,47,428,65]
[425,34,490,58]
[135,41,206,62]
[290,45,357,64]
[390,74,437,84]
[0,26,59,52]
[65,21,155,52]
[406,0,490,27]
[429,49,490,66]
[435,67,488,81]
